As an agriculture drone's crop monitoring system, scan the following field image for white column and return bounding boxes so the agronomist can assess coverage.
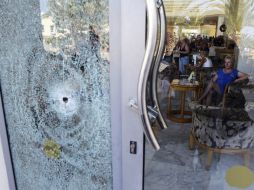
[216,16,225,36]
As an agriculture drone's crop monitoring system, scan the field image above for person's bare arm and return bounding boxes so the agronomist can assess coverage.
[196,57,206,68]
[234,71,249,83]
[179,44,190,54]
[184,44,190,53]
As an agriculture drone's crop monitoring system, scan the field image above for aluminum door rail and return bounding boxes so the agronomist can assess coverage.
[137,0,160,150]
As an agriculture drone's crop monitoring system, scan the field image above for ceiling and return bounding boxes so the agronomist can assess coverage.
[163,0,225,17]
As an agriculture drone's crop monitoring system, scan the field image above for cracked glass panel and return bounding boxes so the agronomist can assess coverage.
[0,0,111,189]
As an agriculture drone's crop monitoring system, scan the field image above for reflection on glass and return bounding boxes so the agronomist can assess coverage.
[40,0,109,60]
[146,0,254,190]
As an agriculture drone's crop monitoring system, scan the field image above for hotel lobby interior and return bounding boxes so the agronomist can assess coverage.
[144,0,254,189]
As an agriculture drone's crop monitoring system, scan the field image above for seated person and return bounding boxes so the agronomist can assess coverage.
[187,51,212,70]
[196,51,213,68]
[187,51,213,82]
[198,55,249,106]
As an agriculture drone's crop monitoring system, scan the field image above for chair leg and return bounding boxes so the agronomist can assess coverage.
[189,133,195,150]
[243,151,251,168]
[206,149,213,170]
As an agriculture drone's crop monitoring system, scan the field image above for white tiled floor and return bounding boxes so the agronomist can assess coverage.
[144,91,254,190]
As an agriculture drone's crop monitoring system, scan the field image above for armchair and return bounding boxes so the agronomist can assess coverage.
[189,82,254,169]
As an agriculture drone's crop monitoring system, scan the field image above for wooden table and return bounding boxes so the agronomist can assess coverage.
[168,82,200,123]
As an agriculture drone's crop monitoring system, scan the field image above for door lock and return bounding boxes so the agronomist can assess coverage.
[130,141,137,154]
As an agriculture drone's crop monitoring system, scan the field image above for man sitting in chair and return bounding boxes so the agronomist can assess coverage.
[187,51,213,79]
[198,55,249,106]
[196,51,213,68]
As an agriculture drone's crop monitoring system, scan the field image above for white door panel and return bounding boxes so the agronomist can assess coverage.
[117,0,167,189]
[120,0,146,189]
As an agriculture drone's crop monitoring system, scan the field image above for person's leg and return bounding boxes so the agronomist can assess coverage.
[163,55,172,64]
[183,56,189,74]
[205,90,213,106]
[198,80,214,102]
[179,56,189,74]
[174,57,179,71]
[199,81,221,105]
[179,57,183,74]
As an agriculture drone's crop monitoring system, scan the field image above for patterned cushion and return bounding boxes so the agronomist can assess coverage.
[190,102,254,149]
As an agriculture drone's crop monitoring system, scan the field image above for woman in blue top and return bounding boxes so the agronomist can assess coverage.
[198,56,249,106]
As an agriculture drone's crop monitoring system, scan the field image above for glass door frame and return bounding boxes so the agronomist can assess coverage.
[109,0,254,190]
[0,92,16,190]
[109,0,146,190]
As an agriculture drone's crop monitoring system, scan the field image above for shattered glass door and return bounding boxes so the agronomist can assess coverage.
[0,0,112,189]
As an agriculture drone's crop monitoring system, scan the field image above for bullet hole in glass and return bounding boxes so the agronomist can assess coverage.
[80,66,85,72]
[63,97,68,103]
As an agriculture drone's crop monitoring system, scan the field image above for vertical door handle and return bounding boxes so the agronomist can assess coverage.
[137,0,162,150]
[151,0,167,130]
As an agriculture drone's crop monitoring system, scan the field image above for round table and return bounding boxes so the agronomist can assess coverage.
[168,82,200,123]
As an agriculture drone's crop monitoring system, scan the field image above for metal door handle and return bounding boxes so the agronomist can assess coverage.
[151,0,167,130]
[137,0,164,151]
